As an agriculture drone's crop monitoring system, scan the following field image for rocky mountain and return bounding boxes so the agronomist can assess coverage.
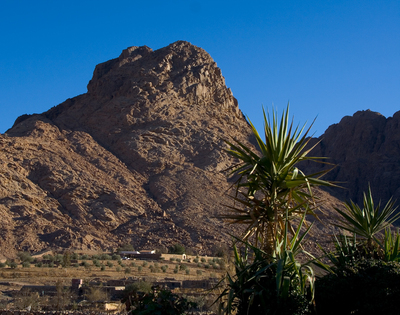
[0,41,358,259]
[0,41,260,258]
[305,109,400,208]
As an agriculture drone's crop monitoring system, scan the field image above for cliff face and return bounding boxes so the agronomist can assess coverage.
[1,41,256,257]
[3,41,377,258]
[305,109,400,206]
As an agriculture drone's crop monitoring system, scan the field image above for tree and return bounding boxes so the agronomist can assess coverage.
[51,280,72,310]
[62,251,71,268]
[222,104,334,253]
[168,244,185,255]
[17,252,33,263]
[116,244,135,252]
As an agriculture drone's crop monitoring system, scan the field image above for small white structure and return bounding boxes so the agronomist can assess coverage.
[119,251,140,259]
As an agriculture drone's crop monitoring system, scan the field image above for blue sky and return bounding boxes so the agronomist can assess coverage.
[0,0,399,136]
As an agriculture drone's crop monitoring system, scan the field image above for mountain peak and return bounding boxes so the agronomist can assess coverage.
[1,41,253,256]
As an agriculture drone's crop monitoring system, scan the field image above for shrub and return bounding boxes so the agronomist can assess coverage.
[116,244,135,253]
[100,254,112,260]
[80,254,89,260]
[125,267,131,274]
[201,258,206,263]
[194,258,199,263]
[212,244,229,258]
[315,258,400,315]
[22,262,30,268]
[169,257,175,262]
[168,244,185,255]
[92,259,100,267]
[124,286,196,314]
[17,252,33,263]
[124,281,152,295]
[62,251,71,267]
[196,270,203,276]
[82,261,90,269]
[86,285,107,302]
[0,263,6,268]
[54,254,63,262]
[10,261,18,269]
[107,261,114,268]
[138,266,142,272]
[100,265,105,271]
[112,254,121,261]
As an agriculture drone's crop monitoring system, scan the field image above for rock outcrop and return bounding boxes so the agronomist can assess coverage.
[0,41,351,258]
[1,41,257,257]
[305,109,400,206]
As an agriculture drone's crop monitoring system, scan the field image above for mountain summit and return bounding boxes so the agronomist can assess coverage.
[3,41,394,258]
[0,41,256,257]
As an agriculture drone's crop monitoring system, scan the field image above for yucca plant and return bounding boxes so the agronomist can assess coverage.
[311,233,360,274]
[334,185,399,249]
[381,227,400,262]
[217,211,315,315]
[223,104,334,253]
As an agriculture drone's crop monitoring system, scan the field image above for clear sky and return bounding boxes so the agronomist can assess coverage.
[1,0,399,136]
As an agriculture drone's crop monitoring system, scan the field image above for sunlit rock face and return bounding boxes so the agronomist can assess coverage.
[1,41,255,257]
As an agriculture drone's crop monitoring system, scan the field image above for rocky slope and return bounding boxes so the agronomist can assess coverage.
[0,41,256,257]
[305,110,400,207]
[0,41,347,258]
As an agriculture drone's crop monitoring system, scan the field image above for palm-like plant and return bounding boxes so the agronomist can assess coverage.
[381,227,400,262]
[223,104,333,252]
[217,211,315,315]
[334,185,399,248]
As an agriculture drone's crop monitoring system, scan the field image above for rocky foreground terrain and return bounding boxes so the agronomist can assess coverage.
[0,41,397,258]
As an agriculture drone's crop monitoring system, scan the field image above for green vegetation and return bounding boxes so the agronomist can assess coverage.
[116,243,135,252]
[315,258,400,315]
[4,108,400,314]
[123,285,196,315]
[17,252,33,263]
[168,243,185,254]
[334,184,399,250]
[216,105,400,314]
[222,105,333,253]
